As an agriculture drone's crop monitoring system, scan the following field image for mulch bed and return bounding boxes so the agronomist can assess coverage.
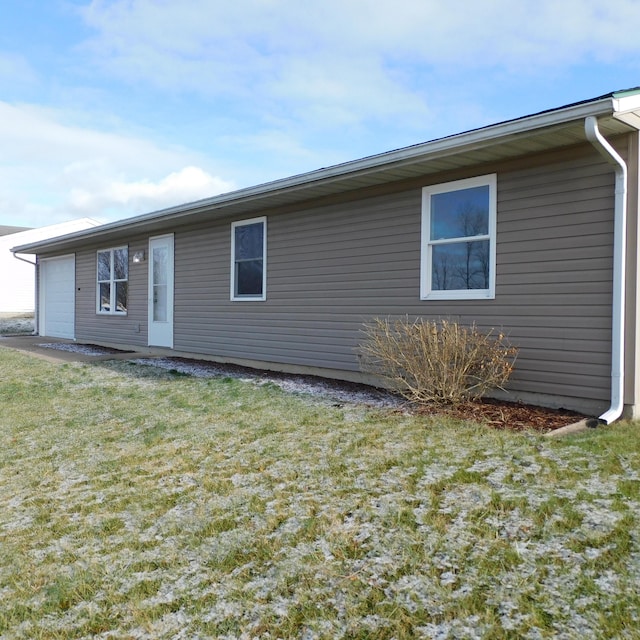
[415,397,587,433]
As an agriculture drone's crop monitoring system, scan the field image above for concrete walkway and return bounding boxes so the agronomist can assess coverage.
[0,335,153,364]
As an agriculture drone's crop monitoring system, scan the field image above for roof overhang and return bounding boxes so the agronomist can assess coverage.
[13,91,640,255]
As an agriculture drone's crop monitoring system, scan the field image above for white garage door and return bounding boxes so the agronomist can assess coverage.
[39,255,75,339]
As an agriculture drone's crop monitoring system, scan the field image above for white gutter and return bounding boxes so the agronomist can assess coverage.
[11,253,38,335]
[585,116,628,424]
[12,253,36,266]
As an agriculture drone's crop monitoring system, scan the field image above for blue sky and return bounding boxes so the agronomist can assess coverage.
[1,0,640,228]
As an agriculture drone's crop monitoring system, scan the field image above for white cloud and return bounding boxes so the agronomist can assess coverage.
[4,0,640,228]
[0,102,235,226]
[269,54,431,125]
[79,0,640,96]
[73,0,640,159]
[69,166,234,215]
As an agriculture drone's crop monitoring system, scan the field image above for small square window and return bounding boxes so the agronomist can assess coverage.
[421,175,496,300]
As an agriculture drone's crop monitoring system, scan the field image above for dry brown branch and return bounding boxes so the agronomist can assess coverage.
[357,317,517,406]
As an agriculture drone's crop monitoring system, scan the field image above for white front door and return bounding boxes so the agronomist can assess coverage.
[39,255,75,339]
[148,234,174,348]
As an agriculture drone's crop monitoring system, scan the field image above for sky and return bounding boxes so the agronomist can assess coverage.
[1,0,640,229]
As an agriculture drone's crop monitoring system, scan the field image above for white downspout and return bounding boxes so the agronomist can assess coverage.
[585,116,627,424]
[11,251,38,335]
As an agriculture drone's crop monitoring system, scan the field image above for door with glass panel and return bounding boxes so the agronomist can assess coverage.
[148,234,174,348]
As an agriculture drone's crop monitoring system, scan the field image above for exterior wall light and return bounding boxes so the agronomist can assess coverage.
[132,251,146,264]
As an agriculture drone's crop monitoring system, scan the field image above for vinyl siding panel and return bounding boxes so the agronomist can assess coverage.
[48,145,618,414]
[74,237,149,346]
[169,151,615,411]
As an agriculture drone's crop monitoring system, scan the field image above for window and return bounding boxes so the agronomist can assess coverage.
[231,217,266,300]
[97,247,128,313]
[421,174,496,300]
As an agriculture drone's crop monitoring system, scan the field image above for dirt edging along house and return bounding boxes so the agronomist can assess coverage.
[12,90,640,421]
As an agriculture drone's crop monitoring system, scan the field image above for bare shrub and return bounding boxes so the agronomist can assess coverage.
[357,317,517,405]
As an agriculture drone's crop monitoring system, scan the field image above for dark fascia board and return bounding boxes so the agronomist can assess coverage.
[11,93,634,255]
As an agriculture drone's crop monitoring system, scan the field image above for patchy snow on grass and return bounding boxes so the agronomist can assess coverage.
[132,356,404,409]
[1,348,640,638]
[0,315,34,335]
[35,343,119,356]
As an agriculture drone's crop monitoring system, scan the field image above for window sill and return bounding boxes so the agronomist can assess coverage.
[421,290,495,301]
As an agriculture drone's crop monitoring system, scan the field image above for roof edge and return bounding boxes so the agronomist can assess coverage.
[12,93,623,254]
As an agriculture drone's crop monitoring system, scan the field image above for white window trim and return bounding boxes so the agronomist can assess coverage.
[230,216,267,301]
[96,246,129,315]
[420,174,497,300]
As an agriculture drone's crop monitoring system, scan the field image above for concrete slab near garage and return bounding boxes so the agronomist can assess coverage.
[0,335,153,364]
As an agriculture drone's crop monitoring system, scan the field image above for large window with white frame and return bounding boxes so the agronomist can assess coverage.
[231,217,266,300]
[97,247,128,314]
[420,174,496,300]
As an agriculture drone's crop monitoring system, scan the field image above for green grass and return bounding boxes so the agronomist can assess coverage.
[1,347,640,639]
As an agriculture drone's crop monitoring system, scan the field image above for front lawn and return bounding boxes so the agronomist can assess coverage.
[0,348,639,639]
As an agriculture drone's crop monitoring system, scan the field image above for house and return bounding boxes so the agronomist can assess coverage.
[0,226,32,313]
[11,90,640,421]
[1,225,31,236]
[1,218,100,315]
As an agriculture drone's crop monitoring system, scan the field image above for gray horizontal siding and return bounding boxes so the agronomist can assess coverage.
[47,144,619,413]
[74,238,149,346]
[170,150,616,410]
[491,155,613,403]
